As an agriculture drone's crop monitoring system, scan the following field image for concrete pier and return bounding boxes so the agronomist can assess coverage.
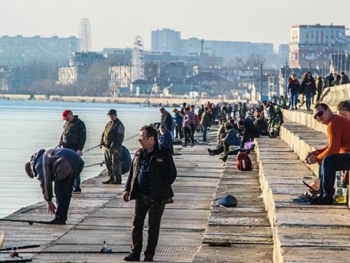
[2,107,350,263]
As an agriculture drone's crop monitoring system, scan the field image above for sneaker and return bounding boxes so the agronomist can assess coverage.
[310,195,333,205]
[124,252,140,261]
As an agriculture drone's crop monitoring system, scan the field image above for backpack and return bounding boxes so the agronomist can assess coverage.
[236,151,253,171]
[121,145,132,174]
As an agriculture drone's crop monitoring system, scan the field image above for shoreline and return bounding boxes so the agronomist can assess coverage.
[0,94,239,107]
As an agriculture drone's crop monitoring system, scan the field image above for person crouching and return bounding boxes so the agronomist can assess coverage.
[24,148,84,225]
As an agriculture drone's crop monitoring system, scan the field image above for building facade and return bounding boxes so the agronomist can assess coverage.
[151,28,274,66]
[151,28,181,56]
[0,35,79,66]
[289,24,347,69]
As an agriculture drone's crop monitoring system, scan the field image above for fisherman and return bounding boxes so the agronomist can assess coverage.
[59,109,86,193]
[24,148,84,225]
[100,109,125,184]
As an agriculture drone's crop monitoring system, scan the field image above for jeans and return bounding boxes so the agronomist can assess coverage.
[305,92,314,109]
[131,196,165,257]
[319,154,350,197]
[202,126,208,142]
[290,91,298,109]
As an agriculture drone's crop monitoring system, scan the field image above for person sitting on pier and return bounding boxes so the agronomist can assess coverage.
[237,118,260,148]
[24,148,84,224]
[208,121,241,156]
[305,103,350,205]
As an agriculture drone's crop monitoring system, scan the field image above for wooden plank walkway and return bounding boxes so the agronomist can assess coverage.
[0,127,274,262]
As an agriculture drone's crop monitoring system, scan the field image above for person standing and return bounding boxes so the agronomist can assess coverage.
[24,148,84,224]
[200,107,211,143]
[315,75,323,103]
[59,109,86,193]
[287,73,300,110]
[159,107,173,134]
[300,71,316,111]
[100,109,125,184]
[182,107,195,147]
[172,108,183,139]
[306,103,350,205]
[158,125,174,155]
[122,125,177,262]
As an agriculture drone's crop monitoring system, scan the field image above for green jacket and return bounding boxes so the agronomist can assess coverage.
[101,118,125,150]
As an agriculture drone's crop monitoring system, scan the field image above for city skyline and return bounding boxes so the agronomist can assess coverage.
[0,0,349,52]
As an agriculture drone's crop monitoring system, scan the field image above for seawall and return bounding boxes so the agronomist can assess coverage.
[0,94,234,107]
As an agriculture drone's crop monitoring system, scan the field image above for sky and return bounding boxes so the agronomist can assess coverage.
[1,0,350,52]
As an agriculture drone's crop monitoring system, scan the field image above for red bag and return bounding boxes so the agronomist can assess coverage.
[236,152,253,171]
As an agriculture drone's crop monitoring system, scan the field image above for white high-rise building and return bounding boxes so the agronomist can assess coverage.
[78,18,92,52]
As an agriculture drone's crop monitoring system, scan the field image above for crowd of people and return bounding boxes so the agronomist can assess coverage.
[286,71,350,111]
[21,84,350,260]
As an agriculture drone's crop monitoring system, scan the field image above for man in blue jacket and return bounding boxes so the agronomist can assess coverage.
[122,125,177,262]
[25,148,84,225]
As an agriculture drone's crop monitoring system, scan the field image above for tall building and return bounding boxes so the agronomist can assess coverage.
[289,24,347,69]
[151,28,274,66]
[151,28,181,56]
[0,35,79,66]
[78,18,92,52]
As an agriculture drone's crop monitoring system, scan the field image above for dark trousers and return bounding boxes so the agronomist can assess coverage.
[175,125,183,139]
[183,126,194,146]
[54,171,76,222]
[190,123,196,137]
[131,196,165,257]
[104,147,122,183]
[320,154,350,197]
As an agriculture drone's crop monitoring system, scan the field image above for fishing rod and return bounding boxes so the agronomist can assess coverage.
[0,218,61,226]
[83,144,101,153]
[1,244,40,252]
[84,161,105,168]
[124,133,139,142]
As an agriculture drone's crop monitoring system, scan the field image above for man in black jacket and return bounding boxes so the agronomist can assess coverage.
[59,109,86,192]
[122,125,177,262]
[25,148,84,224]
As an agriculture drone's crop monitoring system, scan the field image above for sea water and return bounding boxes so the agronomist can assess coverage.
[0,99,163,218]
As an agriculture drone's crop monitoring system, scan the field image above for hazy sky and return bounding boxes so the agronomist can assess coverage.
[1,0,349,51]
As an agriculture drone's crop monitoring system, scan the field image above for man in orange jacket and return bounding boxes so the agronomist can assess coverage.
[306,103,350,205]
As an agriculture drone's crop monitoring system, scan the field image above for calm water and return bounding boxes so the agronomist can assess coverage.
[0,100,163,218]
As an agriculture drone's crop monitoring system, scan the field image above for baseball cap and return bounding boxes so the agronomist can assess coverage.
[107,109,117,115]
[62,109,72,120]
